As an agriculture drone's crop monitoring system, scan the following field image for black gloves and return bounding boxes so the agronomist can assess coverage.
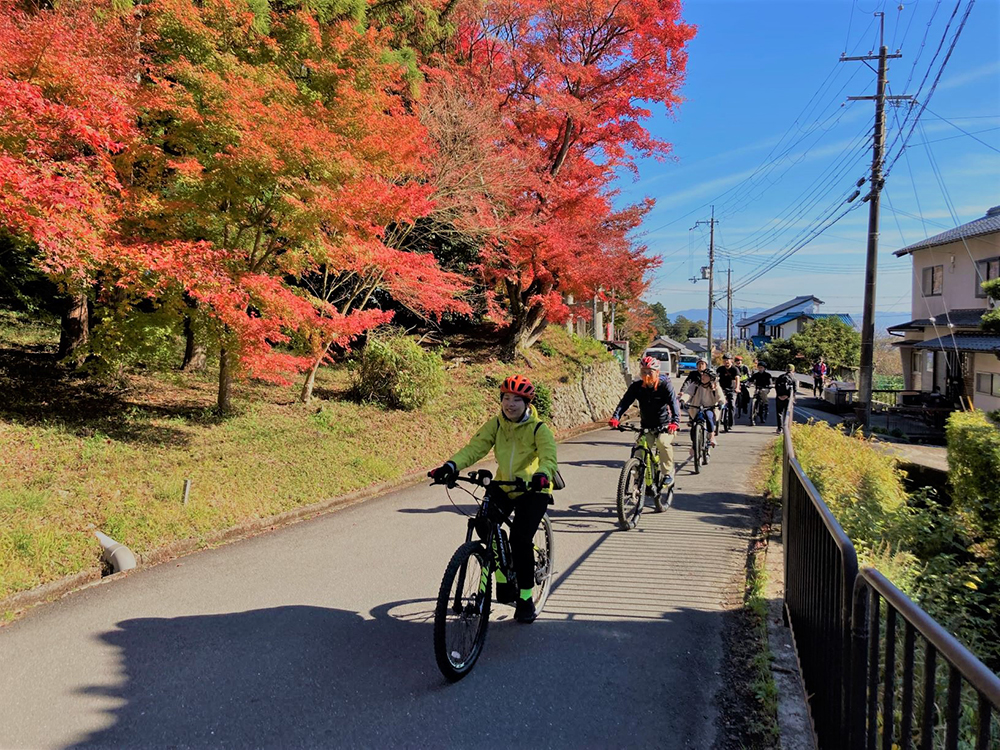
[530,472,550,492]
[429,461,457,484]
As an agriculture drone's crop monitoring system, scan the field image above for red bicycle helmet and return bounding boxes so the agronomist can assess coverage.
[500,374,535,401]
[639,355,661,370]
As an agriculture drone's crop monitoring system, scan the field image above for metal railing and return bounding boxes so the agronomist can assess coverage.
[782,402,859,748]
[849,568,1000,750]
[781,402,1000,749]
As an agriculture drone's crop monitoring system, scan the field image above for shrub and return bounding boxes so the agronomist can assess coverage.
[790,419,1000,671]
[533,381,552,421]
[350,333,444,411]
[791,421,909,543]
[947,410,1000,547]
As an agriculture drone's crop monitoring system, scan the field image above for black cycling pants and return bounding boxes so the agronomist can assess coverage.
[493,491,549,590]
[775,397,790,428]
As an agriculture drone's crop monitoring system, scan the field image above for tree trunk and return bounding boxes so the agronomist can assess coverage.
[58,293,89,363]
[217,344,233,414]
[299,345,329,403]
[181,314,207,371]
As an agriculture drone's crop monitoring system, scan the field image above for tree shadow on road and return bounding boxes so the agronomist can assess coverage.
[67,598,735,749]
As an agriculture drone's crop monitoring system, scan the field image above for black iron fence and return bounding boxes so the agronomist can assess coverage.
[849,568,1000,750]
[781,405,859,748]
[780,403,1000,749]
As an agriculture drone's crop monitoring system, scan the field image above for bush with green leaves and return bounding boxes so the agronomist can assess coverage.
[350,333,444,411]
[790,419,1000,671]
[981,278,1000,333]
[532,381,552,421]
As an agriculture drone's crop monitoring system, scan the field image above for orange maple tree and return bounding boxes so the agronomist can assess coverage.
[127,0,470,409]
[434,0,694,353]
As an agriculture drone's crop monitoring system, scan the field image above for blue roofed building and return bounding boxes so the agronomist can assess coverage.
[736,296,855,348]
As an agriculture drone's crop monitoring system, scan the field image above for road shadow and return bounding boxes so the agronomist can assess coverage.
[398,501,619,534]
[68,600,729,748]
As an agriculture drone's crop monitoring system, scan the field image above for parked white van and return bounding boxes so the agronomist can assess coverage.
[641,347,673,373]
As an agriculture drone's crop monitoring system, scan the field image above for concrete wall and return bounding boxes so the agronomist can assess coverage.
[549,359,631,431]
[908,234,998,319]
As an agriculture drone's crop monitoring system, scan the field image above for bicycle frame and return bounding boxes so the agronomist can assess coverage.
[632,430,659,487]
[617,423,662,487]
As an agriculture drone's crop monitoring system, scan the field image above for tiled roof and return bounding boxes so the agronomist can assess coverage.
[648,336,690,352]
[912,333,1000,353]
[886,308,987,332]
[894,205,1000,256]
[767,311,855,327]
[735,295,824,328]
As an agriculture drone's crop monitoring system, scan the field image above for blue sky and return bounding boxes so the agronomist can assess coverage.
[620,0,1000,323]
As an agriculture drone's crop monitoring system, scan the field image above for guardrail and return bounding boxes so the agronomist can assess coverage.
[849,568,1000,750]
[780,401,1000,749]
[781,402,859,748]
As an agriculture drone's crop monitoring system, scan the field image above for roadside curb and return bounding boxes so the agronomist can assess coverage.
[762,511,817,749]
[1,419,606,622]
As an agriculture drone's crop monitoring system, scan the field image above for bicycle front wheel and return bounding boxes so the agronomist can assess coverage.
[654,483,674,512]
[532,514,555,615]
[434,541,491,682]
[616,457,645,530]
[691,423,702,474]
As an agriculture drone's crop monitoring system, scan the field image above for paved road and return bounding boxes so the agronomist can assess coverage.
[0,392,778,749]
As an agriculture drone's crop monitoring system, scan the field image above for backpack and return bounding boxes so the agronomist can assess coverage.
[534,422,566,490]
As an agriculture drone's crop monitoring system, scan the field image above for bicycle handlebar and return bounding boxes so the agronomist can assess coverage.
[616,422,675,434]
[428,468,527,492]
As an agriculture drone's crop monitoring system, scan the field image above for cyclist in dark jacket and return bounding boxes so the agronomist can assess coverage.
[774,364,798,433]
[609,356,681,487]
[748,362,773,391]
[716,352,742,424]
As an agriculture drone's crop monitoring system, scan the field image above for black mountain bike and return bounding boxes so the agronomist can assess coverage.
[614,423,674,530]
[721,389,736,432]
[689,406,713,474]
[750,386,770,426]
[736,386,750,421]
[429,470,555,682]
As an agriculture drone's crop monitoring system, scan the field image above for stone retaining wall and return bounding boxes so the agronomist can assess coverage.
[549,359,634,432]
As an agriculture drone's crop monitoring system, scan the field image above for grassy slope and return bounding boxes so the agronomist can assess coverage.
[0,317,609,601]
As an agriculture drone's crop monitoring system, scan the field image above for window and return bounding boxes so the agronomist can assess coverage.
[922,265,943,296]
[976,372,1000,397]
[975,257,1000,297]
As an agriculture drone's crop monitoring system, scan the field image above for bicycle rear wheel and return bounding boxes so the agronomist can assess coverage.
[434,541,491,682]
[531,515,555,614]
[616,457,644,530]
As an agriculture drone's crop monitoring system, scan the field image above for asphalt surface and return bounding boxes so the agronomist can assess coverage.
[0,385,780,749]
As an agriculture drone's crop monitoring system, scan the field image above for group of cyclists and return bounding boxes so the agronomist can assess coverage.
[426,354,817,626]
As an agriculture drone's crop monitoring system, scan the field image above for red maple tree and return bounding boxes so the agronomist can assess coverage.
[0,0,140,355]
[435,0,694,354]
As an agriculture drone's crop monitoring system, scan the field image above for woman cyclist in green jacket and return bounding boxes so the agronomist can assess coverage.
[430,375,558,624]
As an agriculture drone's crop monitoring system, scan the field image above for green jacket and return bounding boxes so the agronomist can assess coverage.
[449,406,558,497]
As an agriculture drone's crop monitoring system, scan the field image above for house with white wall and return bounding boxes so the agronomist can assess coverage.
[735,295,854,348]
[888,205,1000,412]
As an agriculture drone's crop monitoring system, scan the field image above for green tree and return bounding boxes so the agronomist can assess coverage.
[758,317,860,373]
[647,302,670,336]
[981,278,1000,334]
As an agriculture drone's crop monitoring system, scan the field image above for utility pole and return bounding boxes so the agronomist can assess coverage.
[842,12,911,429]
[726,266,733,352]
[693,206,717,357]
